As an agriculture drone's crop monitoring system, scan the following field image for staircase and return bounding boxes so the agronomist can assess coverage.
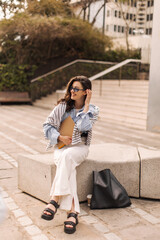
[34,79,149,130]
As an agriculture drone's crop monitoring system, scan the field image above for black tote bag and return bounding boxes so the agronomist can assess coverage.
[90,169,131,209]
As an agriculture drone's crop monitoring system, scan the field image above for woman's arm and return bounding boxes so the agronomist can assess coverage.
[75,105,99,132]
[43,123,60,145]
[75,89,99,132]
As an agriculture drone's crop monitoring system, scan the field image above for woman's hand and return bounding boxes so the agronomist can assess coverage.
[85,89,92,106]
[83,89,92,113]
[58,135,72,145]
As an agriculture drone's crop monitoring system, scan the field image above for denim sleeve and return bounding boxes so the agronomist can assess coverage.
[43,123,60,145]
[75,105,99,132]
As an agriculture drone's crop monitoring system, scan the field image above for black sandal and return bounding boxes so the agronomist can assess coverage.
[41,200,59,221]
[64,212,78,234]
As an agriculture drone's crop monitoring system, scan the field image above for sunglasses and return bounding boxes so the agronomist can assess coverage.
[70,87,84,92]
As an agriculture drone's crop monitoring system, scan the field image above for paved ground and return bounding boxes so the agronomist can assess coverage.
[0,103,160,240]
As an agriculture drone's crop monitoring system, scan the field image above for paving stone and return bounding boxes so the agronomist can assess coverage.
[79,208,88,216]
[6,202,19,210]
[0,216,30,240]
[93,222,109,233]
[119,223,160,240]
[32,234,49,240]
[104,233,122,240]
[1,191,9,198]
[4,197,14,203]
[80,215,98,224]
[91,208,141,231]
[132,207,148,216]
[24,224,42,236]
[13,209,25,218]
[142,214,160,224]
[46,222,106,240]
[17,216,33,226]
[0,160,13,169]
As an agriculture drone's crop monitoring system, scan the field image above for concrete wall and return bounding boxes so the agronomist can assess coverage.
[147,1,160,132]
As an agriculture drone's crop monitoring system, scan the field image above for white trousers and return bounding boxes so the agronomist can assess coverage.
[50,143,89,213]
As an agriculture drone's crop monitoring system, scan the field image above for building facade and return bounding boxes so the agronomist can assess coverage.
[71,0,154,38]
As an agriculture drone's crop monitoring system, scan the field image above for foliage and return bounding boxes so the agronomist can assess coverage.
[0,13,112,65]
[0,64,37,92]
[0,0,25,19]
[27,0,72,17]
[103,48,141,62]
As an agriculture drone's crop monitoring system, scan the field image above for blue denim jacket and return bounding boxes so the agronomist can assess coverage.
[43,104,99,146]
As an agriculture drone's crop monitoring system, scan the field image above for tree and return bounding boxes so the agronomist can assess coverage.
[0,0,25,19]
[26,0,73,17]
[75,0,109,27]
[0,0,112,66]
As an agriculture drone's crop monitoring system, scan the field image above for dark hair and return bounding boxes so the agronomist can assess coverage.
[58,75,92,112]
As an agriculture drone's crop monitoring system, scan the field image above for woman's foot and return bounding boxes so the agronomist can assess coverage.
[64,212,78,234]
[41,200,59,221]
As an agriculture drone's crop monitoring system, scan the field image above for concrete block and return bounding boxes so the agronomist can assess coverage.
[18,143,140,203]
[18,153,56,203]
[139,147,160,199]
[77,144,140,201]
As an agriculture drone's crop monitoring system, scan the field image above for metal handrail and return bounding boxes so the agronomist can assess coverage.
[31,59,116,83]
[89,59,141,81]
[56,58,141,97]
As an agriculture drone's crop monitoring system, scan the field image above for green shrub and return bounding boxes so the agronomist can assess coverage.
[0,64,37,92]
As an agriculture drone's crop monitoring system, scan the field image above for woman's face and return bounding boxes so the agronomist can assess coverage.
[70,81,86,102]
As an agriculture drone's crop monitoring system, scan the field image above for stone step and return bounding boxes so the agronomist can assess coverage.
[93,96,148,104]
[33,80,149,129]
[99,107,147,119]
[92,101,147,113]
[100,113,146,129]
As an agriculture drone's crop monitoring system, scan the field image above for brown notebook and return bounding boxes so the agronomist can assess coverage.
[57,116,75,149]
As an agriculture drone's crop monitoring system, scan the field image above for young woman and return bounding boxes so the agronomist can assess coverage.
[41,76,99,234]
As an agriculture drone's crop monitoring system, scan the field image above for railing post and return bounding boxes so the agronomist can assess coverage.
[137,62,140,79]
[119,67,122,86]
[99,78,102,96]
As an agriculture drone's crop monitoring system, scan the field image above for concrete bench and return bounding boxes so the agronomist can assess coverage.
[0,91,31,103]
[18,143,160,203]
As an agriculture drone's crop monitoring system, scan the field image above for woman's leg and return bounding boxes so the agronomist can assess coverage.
[65,198,77,228]
[50,144,89,213]
[43,196,59,216]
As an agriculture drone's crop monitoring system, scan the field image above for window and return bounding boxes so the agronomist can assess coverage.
[133,15,136,21]
[133,28,135,35]
[126,13,129,20]
[129,28,132,35]
[119,11,121,18]
[147,14,150,21]
[114,25,117,32]
[147,14,153,21]
[151,0,154,6]
[122,26,124,33]
[149,28,152,35]
[115,10,117,17]
[147,1,150,7]
[146,28,152,35]
[118,26,121,32]
[106,25,109,31]
[131,0,134,7]
[130,14,133,20]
